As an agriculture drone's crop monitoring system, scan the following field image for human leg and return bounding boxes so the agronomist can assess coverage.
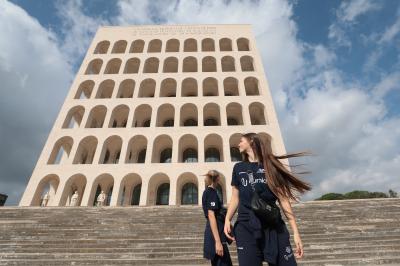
[234,221,263,266]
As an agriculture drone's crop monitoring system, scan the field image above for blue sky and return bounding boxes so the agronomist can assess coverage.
[1,0,400,205]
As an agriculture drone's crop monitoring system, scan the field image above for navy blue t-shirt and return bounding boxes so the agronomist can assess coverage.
[202,186,222,219]
[231,161,278,221]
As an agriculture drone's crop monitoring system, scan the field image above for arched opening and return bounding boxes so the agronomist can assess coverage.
[184,38,197,52]
[123,58,140,74]
[94,41,110,54]
[202,38,215,51]
[240,56,254,71]
[148,39,162,53]
[104,58,122,74]
[183,56,197,72]
[85,59,102,74]
[237,38,250,51]
[73,136,97,164]
[74,80,94,99]
[202,56,217,72]
[111,40,127,53]
[181,78,198,97]
[130,40,145,53]
[166,39,180,52]
[219,38,232,51]
[143,57,159,73]
[221,56,235,72]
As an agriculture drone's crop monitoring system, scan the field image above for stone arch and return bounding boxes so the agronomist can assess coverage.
[166,39,180,52]
[177,172,198,205]
[94,40,110,54]
[202,56,217,72]
[119,173,142,206]
[74,80,94,99]
[244,77,260,95]
[31,174,60,206]
[108,104,129,128]
[163,57,178,73]
[88,174,114,206]
[237,38,250,51]
[184,38,197,52]
[203,77,218,96]
[95,79,114,98]
[104,58,122,74]
[148,39,162,53]
[240,56,254,71]
[123,58,140,74]
[201,38,215,51]
[147,173,170,205]
[249,102,267,125]
[221,56,235,72]
[178,134,198,163]
[143,57,159,73]
[125,135,147,163]
[48,136,73,164]
[181,78,198,97]
[138,78,156,97]
[152,135,173,163]
[180,103,198,126]
[99,135,123,164]
[130,40,145,53]
[229,133,242,162]
[111,40,127,53]
[219,38,232,51]
[183,56,197,72]
[226,102,243,126]
[156,104,175,127]
[62,105,85,129]
[204,133,224,162]
[132,104,152,127]
[85,59,102,74]
[223,77,239,96]
[73,136,98,164]
[159,78,177,97]
[59,174,87,206]
[85,105,107,128]
[117,79,135,98]
[203,103,220,126]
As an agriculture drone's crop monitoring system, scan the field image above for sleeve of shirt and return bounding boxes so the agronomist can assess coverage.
[205,190,219,210]
[231,162,240,187]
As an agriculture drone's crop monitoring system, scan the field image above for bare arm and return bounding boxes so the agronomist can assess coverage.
[208,210,221,243]
[276,192,304,259]
[224,186,239,241]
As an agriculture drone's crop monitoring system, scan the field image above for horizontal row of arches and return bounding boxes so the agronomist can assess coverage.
[32,171,227,207]
[85,56,255,75]
[48,132,273,166]
[75,77,261,99]
[94,38,250,54]
[62,101,267,130]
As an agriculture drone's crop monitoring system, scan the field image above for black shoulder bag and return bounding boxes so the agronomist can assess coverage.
[248,170,282,228]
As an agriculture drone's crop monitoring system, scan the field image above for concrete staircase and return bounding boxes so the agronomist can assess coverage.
[1,198,400,265]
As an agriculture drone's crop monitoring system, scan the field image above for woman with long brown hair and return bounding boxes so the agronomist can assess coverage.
[223,132,312,266]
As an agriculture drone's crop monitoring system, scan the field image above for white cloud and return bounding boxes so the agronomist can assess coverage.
[0,0,72,205]
[336,0,381,23]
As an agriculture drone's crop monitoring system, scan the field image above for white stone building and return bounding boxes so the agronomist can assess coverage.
[19,24,288,207]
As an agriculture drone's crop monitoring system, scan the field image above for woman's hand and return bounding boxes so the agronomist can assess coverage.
[215,241,224,257]
[293,232,304,259]
[224,219,235,242]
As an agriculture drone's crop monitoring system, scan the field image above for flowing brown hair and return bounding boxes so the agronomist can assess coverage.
[240,132,313,205]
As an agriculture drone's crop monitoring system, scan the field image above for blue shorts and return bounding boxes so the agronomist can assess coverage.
[233,220,297,266]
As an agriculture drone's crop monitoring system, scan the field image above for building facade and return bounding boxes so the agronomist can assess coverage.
[19,24,288,207]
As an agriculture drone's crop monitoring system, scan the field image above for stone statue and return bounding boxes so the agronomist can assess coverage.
[70,190,79,206]
[41,191,50,207]
[97,190,106,206]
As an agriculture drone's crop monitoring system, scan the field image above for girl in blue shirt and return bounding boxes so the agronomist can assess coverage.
[223,132,313,266]
[202,169,233,266]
